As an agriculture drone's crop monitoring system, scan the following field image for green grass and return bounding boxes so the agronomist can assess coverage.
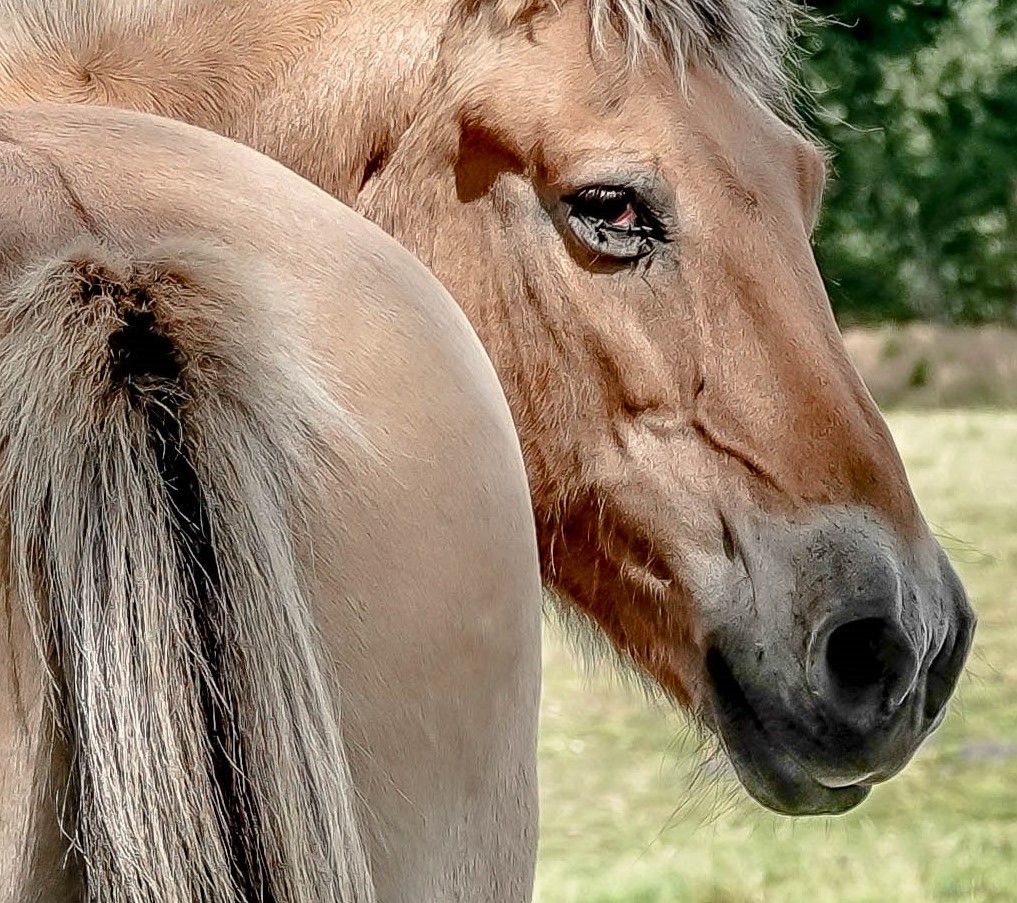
[536,411,1017,903]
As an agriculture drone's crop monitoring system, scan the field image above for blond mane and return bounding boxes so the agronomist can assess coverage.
[1,0,802,135]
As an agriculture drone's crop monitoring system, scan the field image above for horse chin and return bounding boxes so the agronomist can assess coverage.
[720,730,872,818]
[703,646,878,813]
[704,647,872,817]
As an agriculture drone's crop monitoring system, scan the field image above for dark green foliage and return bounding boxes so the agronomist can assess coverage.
[800,0,1017,323]
[909,356,931,388]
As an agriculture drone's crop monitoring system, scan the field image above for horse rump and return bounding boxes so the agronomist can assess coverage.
[0,238,373,902]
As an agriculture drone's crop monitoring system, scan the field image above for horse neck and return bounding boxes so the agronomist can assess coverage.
[0,0,456,204]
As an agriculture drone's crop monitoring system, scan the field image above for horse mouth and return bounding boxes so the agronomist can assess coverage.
[705,648,872,816]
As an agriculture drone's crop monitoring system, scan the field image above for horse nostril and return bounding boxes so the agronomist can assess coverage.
[818,617,919,724]
[923,607,975,726]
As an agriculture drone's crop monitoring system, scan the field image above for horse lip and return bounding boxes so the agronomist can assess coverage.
[705,647,871,816]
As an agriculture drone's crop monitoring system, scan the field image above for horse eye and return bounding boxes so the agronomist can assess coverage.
[564,186,667,263]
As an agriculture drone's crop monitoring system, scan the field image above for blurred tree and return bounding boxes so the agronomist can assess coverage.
[800,0,1017,323]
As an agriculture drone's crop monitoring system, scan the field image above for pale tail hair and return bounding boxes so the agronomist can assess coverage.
[0,239,374,902]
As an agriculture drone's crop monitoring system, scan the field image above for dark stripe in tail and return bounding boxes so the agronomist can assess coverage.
[110,299,274,902]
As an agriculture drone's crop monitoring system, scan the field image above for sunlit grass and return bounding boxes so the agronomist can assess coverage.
[536,411,1017,903]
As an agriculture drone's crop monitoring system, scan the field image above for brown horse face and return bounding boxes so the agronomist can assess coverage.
[359,2,974,815]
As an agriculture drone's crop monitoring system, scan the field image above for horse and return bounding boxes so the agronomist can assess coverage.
[0,0,976,894]
[0,104,542,902]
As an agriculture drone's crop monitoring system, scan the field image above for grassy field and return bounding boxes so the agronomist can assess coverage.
[535,411,1017,903]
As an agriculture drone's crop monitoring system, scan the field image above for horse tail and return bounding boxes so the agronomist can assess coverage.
[0,239,374,903]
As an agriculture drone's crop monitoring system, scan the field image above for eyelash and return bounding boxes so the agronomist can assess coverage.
[563,186,670,262]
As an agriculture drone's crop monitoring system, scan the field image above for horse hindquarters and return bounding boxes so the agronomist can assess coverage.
[0,101,543,901]
[0,238,374,903]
